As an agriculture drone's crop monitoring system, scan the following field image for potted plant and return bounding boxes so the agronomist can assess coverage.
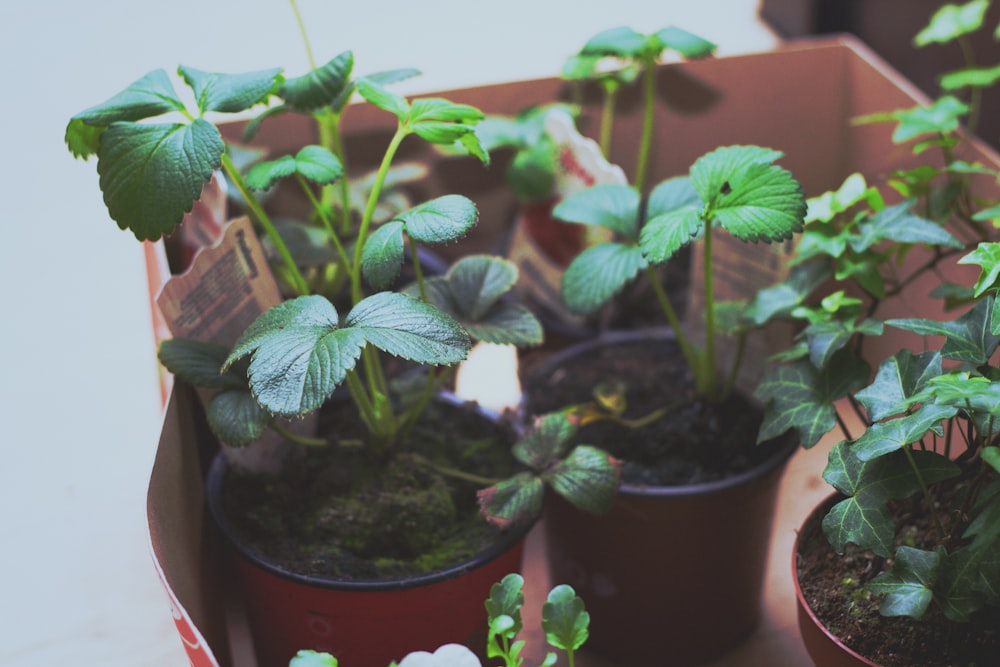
[65,39,623,667]
[753,4,1000,663]
[506,142,808,665]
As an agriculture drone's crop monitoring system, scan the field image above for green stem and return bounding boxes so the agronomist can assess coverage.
[645,265,700,381]
[599,82,618,158]
[902,444,947,541]
[289,0,317,70]
[415,454,500,486]
[221,153,310,296]
[295,173,352,270]
[957,35,982,135]
[408,235,428,302]
[327,116,354,235]
[721,331,747,401]
[701,215,718,397]
[634,61,657,193]
[351,125,409,304]
[270,422,328,447]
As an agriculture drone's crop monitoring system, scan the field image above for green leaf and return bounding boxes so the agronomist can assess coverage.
[805,173,870,223]
[755,351,870,447]
[513,412,578,469]
[345,292,470,365]
[70,69,184,127]
[477,472,544,527]
[289,650,338,667]
[361,221,405,291]
[853,404,958,461]
[178,66,280,114]
[561,243,648,315]
[225,296,364,416]
[485,573,525,636]
[395,194,478,245]
[958,242,1000,297]
[914,0,990,45]
[280,51,353,112]
[654,26,717,58]
[744,260,831,326]
[639,207,703,264]
[546,445,622,515]
[940,63,1000,90]
[855,350,943,421]
[552,184,641,239]
[207,389,271,447]
[646,176,702,217]
[157,338,243,390]
[542,585,590,651]
[851,200,961,252]
[984,447,1000,473]
[888,297,999,364]
[801,318,883,370]
[868,547,942,618]
[356,78,409,121]
[691,145,806,243]
[937,538,1000,620]
[65,120,105,159]
[245,145,344,190]
[442,255,516,320]
[822,443,959,556]
[507,139,557,202]
[97,119,224,240]
[580,26,647,58]
[892,96,969,143]
[333,67,419,112]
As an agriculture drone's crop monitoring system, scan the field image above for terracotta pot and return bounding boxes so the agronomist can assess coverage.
[205,396,533,667]
[793,493,879,667]
[527,331,796,665]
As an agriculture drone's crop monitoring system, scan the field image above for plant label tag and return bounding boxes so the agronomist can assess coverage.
[687,234,798,396]
[507,109,626,329]
[155,216,283,348]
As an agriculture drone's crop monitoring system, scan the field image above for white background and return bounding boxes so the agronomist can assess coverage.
[0,2,775,664]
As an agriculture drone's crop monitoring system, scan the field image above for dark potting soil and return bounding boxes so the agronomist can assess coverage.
[524,336,788,487]
[219,397,521,581]
[796,491,1000,666]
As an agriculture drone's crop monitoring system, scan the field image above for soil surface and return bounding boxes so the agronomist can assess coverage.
[218,396,522,581]
[796,492,1000,666]
[523,335,790,487]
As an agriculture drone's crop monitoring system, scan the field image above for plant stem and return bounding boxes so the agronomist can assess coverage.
[408,235,428,302]
[220,152,310,295]
[645,265,700,383]
[701,215,717,397]
[295,173,352,270]
[415,454,499,486]
[599,81,618,158]
[902,444,947,541]
[634,61,657,193]
[270,422,328,447]
[289,0,317,70]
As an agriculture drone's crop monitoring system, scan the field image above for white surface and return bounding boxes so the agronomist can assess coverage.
[0,2,775,665]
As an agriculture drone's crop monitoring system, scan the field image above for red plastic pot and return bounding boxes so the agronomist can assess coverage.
[205,397,533,667]
[528,331,796,665]
[793,494,879,667]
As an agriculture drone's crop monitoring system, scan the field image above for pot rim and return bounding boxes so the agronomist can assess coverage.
[524,327,797,498]
[205,391,535,592]
[792,492,880,667]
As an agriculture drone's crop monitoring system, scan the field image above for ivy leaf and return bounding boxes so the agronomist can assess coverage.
[805,173,870,223]
[853,403,958,461]
[356,78,409,121]
[477,472,544,527]
[561,243,648,315]
[958,242,1000,297]
[245,145,344,190]
[984,447,1000,474]
[891,96,969,143]
[691,145,806,243]
[755,350,870,447]
[546,445,622,515]
[914,0,990,45]
[937,538,1000,620]
[552,184,641,239]
[888,296,999,364]
[940,63,1000,90]
[801,318,883,370]
[822,443,959,556]
[97,119,224,240]
[851,200,961,252]
[542,585,590,651]
[485,573,525,636]
[868,546,942,618]
[855,350,943,421]
[280,51,354,112]
[178,65,280,114]
[207,389,272,447]
[157,338,244,390]
[396,194,478,245]
[654,26,717,59]
[744,259,831,326]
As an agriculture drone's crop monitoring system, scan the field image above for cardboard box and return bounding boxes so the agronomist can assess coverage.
[146,34,1000,666]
